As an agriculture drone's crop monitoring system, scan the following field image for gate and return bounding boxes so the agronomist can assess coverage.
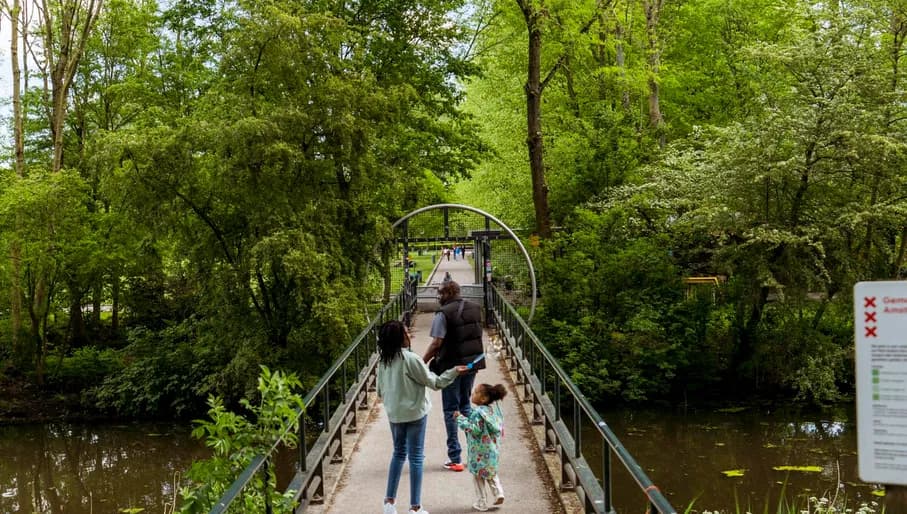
[389,203,537,322]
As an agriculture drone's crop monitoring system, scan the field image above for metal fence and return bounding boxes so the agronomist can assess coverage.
[209,281,417,514]
[489,284,677,514]
[210,278,676,514]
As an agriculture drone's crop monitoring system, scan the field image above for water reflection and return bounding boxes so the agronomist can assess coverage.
[589,405,881,513]
[0,407,884,513]
[0,422,207,514]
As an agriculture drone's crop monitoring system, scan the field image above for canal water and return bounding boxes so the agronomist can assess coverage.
[0,404,883,513]
[0,422,207,514]
[595,404,880,513]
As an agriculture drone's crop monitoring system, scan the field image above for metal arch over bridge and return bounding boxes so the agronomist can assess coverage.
[391,203,538,322]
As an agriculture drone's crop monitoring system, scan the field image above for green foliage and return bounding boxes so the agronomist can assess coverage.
[179,366,304,514]
[91,320,226,418]
[0,170,97,378]
[2,0,483,416]
[536,210,693,401]
[500,0,907,406]
[7,0,907,420]
[46,347,123,390]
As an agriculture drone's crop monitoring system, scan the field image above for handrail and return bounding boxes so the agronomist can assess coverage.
[489,284,676,514]
[209,280,418,513]
[210,278,675,513]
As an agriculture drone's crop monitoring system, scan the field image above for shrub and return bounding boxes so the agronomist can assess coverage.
[46,346,123,390]
[179,366,304,513]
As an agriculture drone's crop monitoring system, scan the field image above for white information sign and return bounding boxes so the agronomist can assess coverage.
[855,281,907,485]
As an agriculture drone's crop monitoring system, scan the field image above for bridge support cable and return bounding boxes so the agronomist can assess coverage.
[490,285,677,514]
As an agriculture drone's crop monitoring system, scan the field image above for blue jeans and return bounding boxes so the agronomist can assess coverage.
[386,415,428,506]
[441,373,476,463]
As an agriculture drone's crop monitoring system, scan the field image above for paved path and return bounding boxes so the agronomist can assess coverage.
[425,249,474,287]
[320,256,563,514]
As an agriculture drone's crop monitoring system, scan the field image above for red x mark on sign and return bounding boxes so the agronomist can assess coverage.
[866,326,878,338]
[866,312,877,323]
[865,297,877,308]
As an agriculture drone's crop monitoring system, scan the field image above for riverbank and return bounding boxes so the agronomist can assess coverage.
[0,375,94,424]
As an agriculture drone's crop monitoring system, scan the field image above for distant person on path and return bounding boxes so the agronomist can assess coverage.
[423,280,485,472]
[378,320,468,514]
[455,383,507,511]
[442,271,452,285]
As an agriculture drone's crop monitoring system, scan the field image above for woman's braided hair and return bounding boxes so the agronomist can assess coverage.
[377,320,405,366]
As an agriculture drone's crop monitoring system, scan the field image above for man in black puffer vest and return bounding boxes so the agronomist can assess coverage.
[423,280,485,471]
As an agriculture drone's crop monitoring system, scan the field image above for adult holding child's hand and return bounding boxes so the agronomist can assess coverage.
[376,320,465,514]
[423,280,486,473]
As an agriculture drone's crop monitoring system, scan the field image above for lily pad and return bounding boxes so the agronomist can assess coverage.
[872,489,886,497]
[721,469,746,477]
[772,465,823,473]
[717,407,748,413]
[763,443,778,448]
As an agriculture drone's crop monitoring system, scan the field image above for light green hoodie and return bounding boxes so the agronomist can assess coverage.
[377,348,459,423]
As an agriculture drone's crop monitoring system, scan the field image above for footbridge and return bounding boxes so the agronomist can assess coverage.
[209,205,677,514]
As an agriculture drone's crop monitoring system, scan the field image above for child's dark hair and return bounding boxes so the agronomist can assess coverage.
[377,320,405,366]
[477,383,507,404]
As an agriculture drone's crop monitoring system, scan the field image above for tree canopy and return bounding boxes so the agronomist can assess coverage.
[2,0,906,419]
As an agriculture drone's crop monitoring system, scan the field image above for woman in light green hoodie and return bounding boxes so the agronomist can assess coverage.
[378,320,466,514]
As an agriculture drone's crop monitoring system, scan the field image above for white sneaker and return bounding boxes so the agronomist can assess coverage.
[493,495,505,505]
[383,502,398,514]
[408,509,429,514]
[472,502,489,512]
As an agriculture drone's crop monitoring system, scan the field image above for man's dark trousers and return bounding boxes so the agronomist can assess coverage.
[441,373,476,463]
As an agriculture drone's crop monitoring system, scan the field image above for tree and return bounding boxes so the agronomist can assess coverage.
[515,0,554,238]
[642,0,665,147]
[35,0,104,172]
[0,171,94,384]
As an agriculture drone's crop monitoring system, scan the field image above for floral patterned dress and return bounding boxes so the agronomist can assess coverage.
[456,402,504,479]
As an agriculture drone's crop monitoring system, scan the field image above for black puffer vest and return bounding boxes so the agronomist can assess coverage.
[436,299,485,371]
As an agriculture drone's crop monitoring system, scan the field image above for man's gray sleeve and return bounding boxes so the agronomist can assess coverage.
[429,311,446,339]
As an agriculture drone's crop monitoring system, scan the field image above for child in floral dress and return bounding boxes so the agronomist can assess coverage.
[454,383,507,511]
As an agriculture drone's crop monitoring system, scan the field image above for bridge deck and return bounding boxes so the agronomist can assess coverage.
[313,256,565,513]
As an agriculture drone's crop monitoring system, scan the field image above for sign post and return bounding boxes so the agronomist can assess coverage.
[854,281,907,508]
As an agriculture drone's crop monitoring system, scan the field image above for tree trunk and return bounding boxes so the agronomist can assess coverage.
[564,53,580,118]
[8,0,25,371]
[10,244,23,365]
[111,275,119,336]
[91,282,101,327]
[790,141,816,228]
[11,0,25,175]
[28,280,45,385]
[518,0,552,238]
[68,287,87,347]
[643,0,665,148]
[734,285,769,386]
[38,0,104,172]
[50,72,67,171]
[614,10,631,111]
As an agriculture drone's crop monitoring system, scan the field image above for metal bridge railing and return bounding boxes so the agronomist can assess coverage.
[209,281,418,514]
[489,285,676,514]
